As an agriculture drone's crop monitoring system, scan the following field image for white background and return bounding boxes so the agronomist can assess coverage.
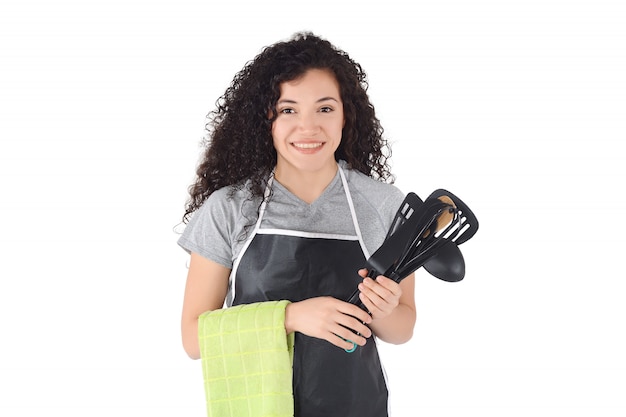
[1,0,625,416]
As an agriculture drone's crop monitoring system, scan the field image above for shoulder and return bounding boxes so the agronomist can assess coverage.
[190,183,259,223]
[339,161,405,215]
[177,182,260,267]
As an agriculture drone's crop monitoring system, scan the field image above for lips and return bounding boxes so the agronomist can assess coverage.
[292,142,324,149]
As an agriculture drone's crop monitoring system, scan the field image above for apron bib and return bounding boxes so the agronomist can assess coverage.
[229,167,389,417]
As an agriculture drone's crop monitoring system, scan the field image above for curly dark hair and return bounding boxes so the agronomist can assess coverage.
[182,32,394,224]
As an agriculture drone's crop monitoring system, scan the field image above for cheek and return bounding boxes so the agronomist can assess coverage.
[332,119,345,138]
[270,121,282,140]
[271,119,291,137]
[334,111,346,133]
[271,122,290,150]
[271,131,281,150]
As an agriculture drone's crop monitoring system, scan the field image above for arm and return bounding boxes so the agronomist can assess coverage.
[181,252,231,359]
[358,271,416,345]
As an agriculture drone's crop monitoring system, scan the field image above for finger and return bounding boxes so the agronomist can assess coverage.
[358,291,378,316]
[337,301,373,325]
[333,308,372,337]
[374,275,403,295]
[336,337,359,351]
[359,279,392,305]
[358,268,369,278]
[341,316,372,338]
[331,327,367,347]
[362,277,402,305]
[367,276,401,297]
[359,286,394,318]
[327,332,357,350]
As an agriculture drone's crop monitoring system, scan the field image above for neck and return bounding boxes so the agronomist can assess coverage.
[274,162,339,204]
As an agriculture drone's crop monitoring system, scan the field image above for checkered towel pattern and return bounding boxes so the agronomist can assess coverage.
[198,300,295,417]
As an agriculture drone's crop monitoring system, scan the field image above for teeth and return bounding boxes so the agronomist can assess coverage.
[293,143,323,149]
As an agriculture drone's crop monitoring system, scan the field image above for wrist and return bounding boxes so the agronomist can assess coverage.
[284,301,297,334]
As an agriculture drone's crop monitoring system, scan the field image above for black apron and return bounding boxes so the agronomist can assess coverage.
[229,167,389,417]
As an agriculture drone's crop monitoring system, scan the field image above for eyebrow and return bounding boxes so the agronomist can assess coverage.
[277,97,340,105]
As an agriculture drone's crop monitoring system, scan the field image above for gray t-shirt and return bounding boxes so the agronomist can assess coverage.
[178,161,406,269]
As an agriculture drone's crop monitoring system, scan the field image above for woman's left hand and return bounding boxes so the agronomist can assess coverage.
[357,269,402,320]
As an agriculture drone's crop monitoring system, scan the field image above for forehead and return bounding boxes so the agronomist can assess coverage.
[279,68,341,99]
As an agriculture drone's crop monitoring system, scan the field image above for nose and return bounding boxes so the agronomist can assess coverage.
[298,112,320,133]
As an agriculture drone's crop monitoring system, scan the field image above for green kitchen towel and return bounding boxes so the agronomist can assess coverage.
[198,300,295,417]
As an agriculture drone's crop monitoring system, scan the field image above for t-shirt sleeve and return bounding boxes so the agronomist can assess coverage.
[177,189,236,269]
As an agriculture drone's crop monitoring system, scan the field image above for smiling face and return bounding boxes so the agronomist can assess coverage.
[271,68,344,180]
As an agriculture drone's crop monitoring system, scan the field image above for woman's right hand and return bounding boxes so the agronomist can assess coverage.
[284,297,373,350]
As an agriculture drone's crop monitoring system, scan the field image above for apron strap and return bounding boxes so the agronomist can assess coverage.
[338,167,370,259]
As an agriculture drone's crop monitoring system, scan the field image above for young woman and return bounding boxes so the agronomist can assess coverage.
[179,32,416,417]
